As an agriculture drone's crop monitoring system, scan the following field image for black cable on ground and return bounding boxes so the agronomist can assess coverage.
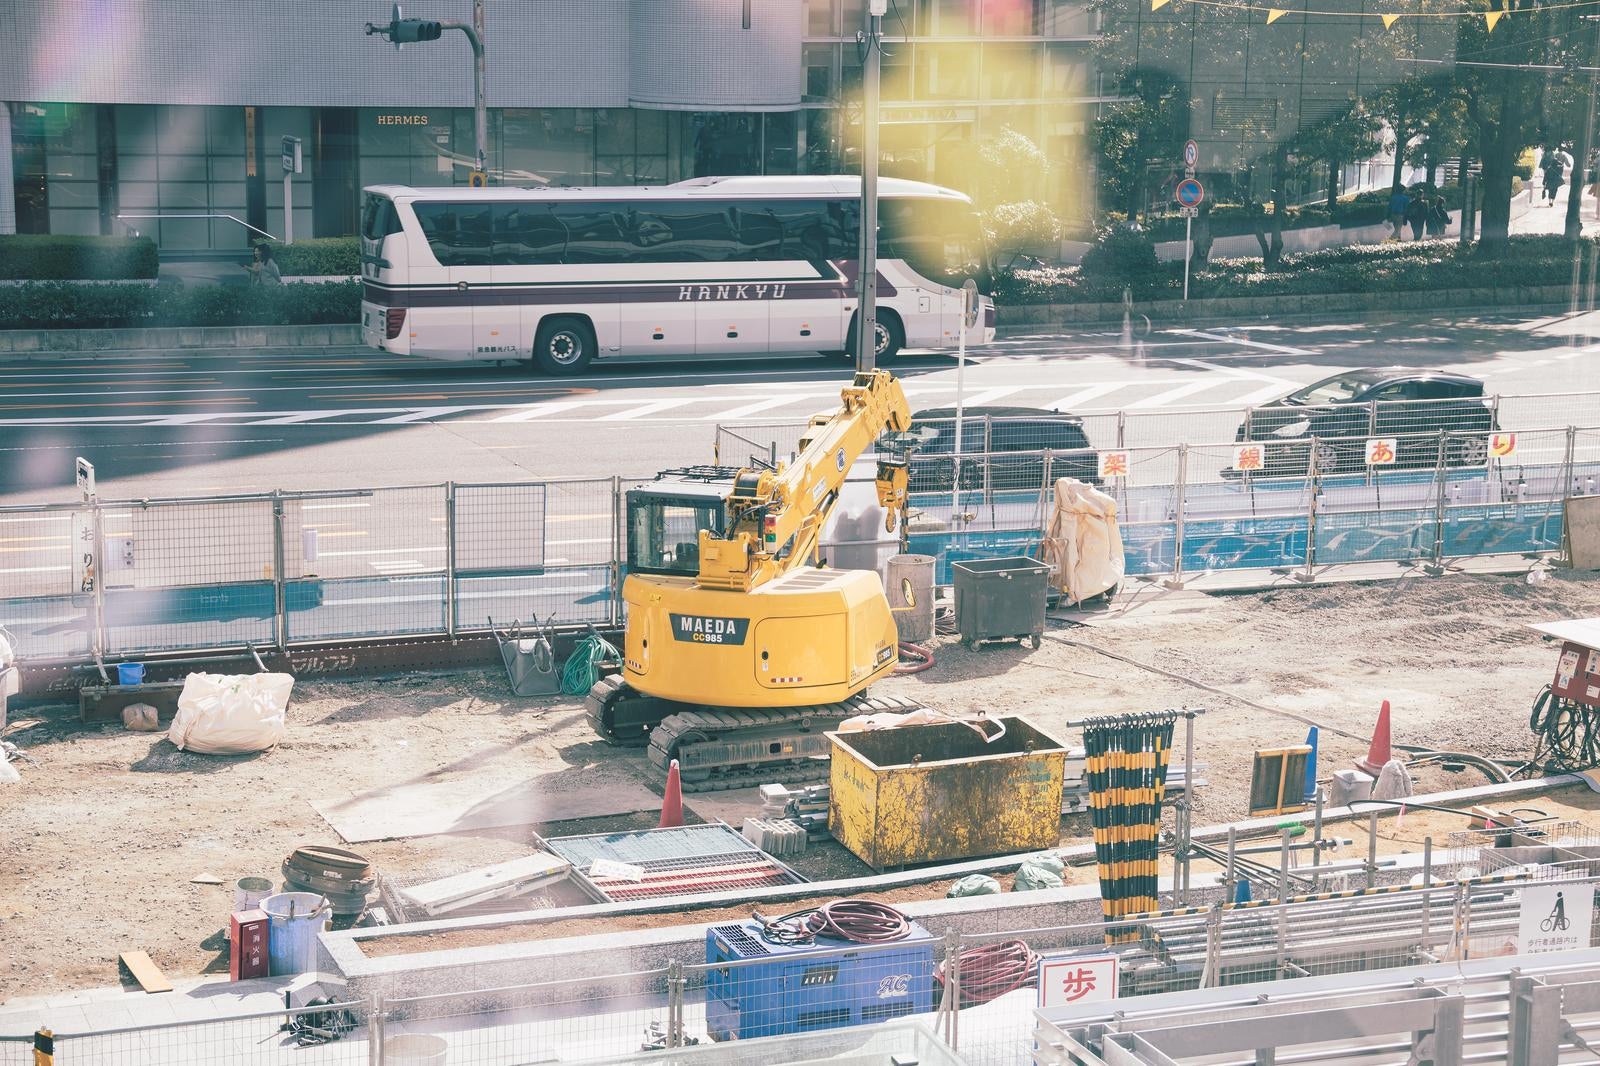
[753,899,912,945]
[1529,684,1600,772]
[935,939,1040,1008]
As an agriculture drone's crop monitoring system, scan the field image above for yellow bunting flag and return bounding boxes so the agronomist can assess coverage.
[1484,9,1502,29]
[1380,13,1401,27]
[1267,8,1287,22]
[1152,0,1172,11]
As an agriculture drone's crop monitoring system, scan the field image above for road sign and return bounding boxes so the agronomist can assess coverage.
[1518,883,1593,954]
[1176,178,1205,208]
[961,278,980,330]
[1178,205,1199,218]
[75,456,95,499]
[1039,953,1119,1007]
[281,136,301,175]
[1183,139,1199,169]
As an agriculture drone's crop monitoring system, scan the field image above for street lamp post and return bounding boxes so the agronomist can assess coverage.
[366,1,488,180]
[854,0,887,373]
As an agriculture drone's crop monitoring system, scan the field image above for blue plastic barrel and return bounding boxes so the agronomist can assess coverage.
[117,662,145,685]
[259,892,331,976]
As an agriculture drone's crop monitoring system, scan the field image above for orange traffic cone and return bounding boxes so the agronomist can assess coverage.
[1356,700,1392,777]
[659,759,684,828]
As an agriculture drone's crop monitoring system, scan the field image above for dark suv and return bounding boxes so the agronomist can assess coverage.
[1235,368,1497,476]
[893,406,1099,492]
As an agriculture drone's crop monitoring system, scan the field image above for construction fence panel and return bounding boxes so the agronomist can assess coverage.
[1178,442,1311,575]
[0,1037,29,1066]
[715,423,806,468]
[524,478,619,628]
[1499,391,1600,430]
[1109,447,1183,578]
[45,1002,370,1066]
[383,970,676,1065]
[100,497,278,656]
[282,486,448,643]
[0,504,92,662]
[1439,428,1572,561]
[680,934,951,1050]
[905,449,1059,586]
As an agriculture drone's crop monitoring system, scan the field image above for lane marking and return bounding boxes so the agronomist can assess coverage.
[601,398,696,421]
[370,407,468,424]
[703,395,825,421]
[1127,379,1237,409]
[488,401,592,423]
[1044,382,1129,411]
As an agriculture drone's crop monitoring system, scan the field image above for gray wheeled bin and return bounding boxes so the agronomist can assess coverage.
[951,556,1051,650]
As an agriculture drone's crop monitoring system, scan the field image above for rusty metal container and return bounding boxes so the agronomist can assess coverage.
[826,716,1068,870]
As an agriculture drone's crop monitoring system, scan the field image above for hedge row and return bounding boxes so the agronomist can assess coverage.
[0,280,361,330]
[996,234,1597,305]
[254,237,361,277]
[0,235,160,280]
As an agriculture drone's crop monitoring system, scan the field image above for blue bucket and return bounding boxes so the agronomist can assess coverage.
[117,662,145,686]
[260,892,331,976]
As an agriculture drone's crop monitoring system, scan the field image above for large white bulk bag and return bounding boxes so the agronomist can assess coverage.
[1040,479,1125,604]
[167,672,294,755]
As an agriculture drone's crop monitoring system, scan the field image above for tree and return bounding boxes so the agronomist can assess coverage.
[1093,74,1189,220]
[984,201,1065,269]
[971,127,1064,268]
[1289,104,1384,215]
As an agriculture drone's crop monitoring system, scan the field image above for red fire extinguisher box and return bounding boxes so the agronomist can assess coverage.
[230,909,270,981]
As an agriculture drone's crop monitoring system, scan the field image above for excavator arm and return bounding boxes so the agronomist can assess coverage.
[696,370,911,592]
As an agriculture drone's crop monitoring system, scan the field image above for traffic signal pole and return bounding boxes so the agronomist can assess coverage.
[854,1,886,373]
[366,1,488,180]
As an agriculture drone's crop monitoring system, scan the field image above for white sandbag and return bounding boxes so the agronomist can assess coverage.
[167,672,294,754]
[1040,478,1125,604]
[121,703,160,731]
[837,709,952,732]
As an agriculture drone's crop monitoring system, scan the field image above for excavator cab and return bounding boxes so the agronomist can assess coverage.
[625,473,731,578]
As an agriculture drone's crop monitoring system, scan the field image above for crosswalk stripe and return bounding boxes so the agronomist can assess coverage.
[1044,383,1128,411]
[601,398,696,420]
[489,401,592,423]
[1127,379,1234,409]
[370,407,468,424]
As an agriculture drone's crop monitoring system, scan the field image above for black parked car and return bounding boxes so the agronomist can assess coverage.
[1234,368,1497,476]
[891,406,1099,492]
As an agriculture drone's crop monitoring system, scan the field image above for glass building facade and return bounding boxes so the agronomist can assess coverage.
[5,0,1104,252]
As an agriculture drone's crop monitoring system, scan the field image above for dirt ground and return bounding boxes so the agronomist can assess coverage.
[5,568,1600,1001]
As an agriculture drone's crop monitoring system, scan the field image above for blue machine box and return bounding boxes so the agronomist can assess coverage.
[704,920,937,1041]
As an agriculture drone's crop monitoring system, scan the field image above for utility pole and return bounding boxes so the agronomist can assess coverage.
[854,0,887,373]
[366,2,488,182]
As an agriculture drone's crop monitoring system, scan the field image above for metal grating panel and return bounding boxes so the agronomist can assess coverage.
[543,823,806,902]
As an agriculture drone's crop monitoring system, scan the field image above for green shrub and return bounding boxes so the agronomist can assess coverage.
[1079,225,1167,296]
[0,280,361,330]
[0,235,159,280]
[253,237,360,276]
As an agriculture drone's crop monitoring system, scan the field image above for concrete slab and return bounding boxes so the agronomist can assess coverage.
[310,771,661,844]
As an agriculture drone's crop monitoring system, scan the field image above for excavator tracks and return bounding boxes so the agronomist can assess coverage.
[647,693,928,792]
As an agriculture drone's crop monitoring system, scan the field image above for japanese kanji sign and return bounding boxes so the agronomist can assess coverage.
[1232,443,1266,472]
[1517,883,1593,955]
[1097,451,1130,479]
[1489,432,1517,459]
[1365,437,1398,465]
[1039,952,1119,1008]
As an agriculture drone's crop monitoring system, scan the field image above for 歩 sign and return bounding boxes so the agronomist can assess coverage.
[1176,178,1205,207]
[1365,438,1398,465]
[1097,451,1131,479]
[1039,953,1119,1007]
[1489,432,1517,459]
[1517,883,1593,955]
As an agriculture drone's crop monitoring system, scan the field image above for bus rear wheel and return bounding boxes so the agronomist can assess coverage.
[533,316,596,375]
[844,311,903,364]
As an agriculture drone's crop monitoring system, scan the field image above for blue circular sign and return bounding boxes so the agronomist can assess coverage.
[1176,178,1205,207]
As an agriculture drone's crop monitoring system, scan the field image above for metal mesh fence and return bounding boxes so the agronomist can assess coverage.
[47,1002,370,1066]
[384,971,676,1065]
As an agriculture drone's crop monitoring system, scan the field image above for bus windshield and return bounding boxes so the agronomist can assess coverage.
[880,198,992,294]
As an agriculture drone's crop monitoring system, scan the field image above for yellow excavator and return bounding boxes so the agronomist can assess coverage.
[586,370,928,789]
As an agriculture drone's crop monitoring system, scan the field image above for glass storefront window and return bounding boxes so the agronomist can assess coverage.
[983,0,1036,35]
[983,43,1042,99]
[1038,1,1096,36]
[921,0,976,36]
[690,113,761,177]
[764,113,799,175]
[805,44,837,102]
[916,44,977,100]
[1045,44,1091,98]
[806,0,836,36]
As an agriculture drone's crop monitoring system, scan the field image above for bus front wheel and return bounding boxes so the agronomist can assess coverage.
[533,316,597,375]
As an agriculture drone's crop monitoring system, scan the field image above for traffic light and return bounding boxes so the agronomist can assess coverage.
[468,171,488,188]
[392,17,442,43]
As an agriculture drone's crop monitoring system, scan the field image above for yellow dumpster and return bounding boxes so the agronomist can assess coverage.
[827,716,1068,870]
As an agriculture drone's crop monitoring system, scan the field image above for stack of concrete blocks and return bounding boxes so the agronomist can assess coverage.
[742,817,808,858]
[758,783,830,833]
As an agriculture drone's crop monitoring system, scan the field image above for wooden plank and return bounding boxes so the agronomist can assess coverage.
[118,951,172,994]
[399,853,572,913]
[80,682,185,725]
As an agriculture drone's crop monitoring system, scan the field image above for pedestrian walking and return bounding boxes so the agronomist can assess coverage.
[1387,187,1410,239]
[1426,194,1449,237]
[247,243,282,286]
[1543,146,1567,205]
[1404,192,1428,240]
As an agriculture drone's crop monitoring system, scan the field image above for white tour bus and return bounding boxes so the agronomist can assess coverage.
[358,175,996,375]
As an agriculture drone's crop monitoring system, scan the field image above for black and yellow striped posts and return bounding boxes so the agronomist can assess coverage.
[33,1028,53,1066]
[1083,711,1179,944]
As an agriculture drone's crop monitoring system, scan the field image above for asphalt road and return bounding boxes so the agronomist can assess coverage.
[4,308,1600,505]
